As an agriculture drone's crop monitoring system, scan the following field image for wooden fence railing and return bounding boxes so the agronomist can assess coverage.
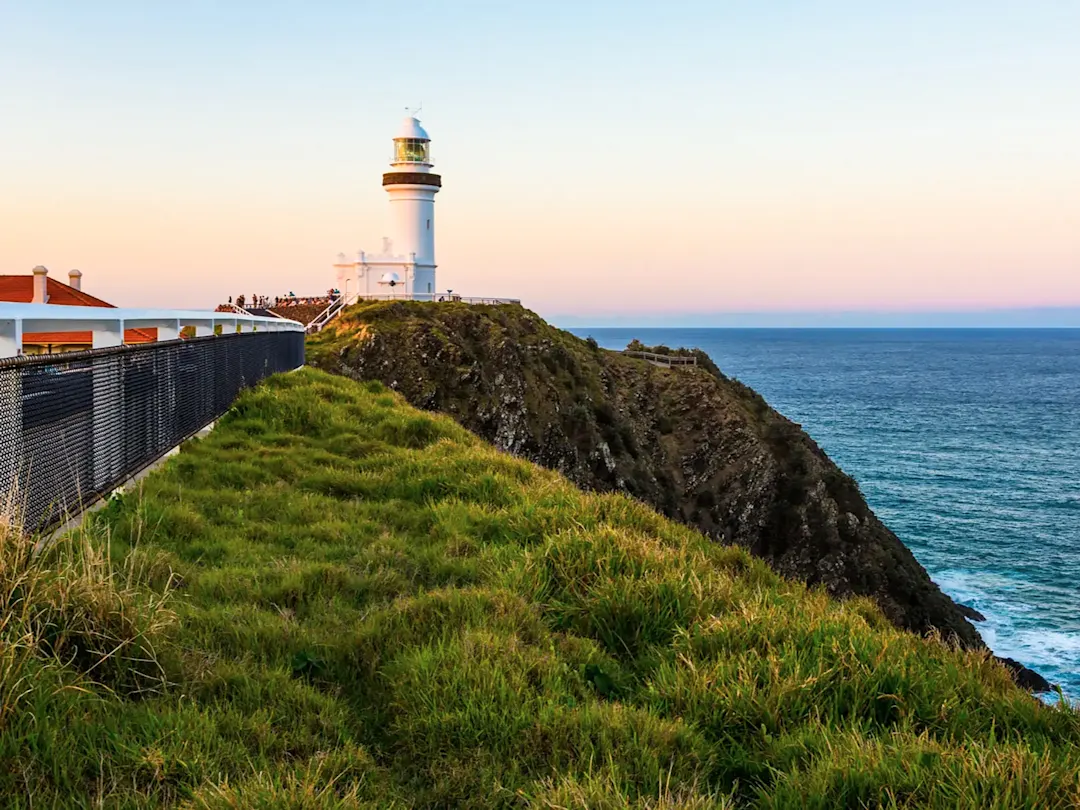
[621,350,697,368]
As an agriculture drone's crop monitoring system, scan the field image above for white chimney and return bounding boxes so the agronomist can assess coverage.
[31,266,49,304]
[68,269,83,291]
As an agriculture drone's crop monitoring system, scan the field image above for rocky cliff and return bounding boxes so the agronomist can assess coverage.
[308,301,1035,678]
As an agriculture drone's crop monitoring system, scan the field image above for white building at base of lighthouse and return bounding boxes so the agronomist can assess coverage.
[335,115,442,301]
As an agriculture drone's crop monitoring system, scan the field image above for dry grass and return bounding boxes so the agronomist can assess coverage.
[0,493,176,729]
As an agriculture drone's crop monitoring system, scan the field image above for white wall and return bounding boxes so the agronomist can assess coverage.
[386,186,437,266]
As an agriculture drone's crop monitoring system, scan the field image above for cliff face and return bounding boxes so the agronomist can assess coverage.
[309,301,983,649]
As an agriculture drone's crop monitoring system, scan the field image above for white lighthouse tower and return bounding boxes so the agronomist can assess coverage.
[334,114,442,300]
[385,116,440,297]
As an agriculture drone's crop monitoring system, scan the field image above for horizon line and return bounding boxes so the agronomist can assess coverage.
[547,305,1080,330]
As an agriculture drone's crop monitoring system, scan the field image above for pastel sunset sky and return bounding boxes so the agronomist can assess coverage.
[2,1,1078,324]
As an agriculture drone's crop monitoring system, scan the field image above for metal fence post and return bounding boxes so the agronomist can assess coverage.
[91,352,124,494]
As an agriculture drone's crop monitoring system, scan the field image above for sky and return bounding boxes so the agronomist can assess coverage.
[2,1,1078,325]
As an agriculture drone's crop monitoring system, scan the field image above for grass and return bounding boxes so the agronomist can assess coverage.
[1,367,1078,807]
[305,300,989,652]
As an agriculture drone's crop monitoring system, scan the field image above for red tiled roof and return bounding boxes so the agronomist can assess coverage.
[0,275,156,346]
[0,275,114,307]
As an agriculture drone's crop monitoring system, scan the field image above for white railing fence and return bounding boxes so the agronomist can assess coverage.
[0,303,304,359]
[358,293,522,305]
[306,293,357,333]
[216,303,256,317]
[305,292,523,333]
[622,350,698,368]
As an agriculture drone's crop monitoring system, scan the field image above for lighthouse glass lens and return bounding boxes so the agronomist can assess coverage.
[395,139,429,163]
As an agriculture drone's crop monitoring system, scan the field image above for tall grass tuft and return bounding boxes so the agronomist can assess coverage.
[0,493,176,712]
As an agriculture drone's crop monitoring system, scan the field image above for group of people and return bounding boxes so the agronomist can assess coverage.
[277,289,341,308]
[228,293,275,310]
[226,289,341,311]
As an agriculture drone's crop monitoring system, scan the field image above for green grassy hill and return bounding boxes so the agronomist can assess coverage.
[2,368,1077,807]
[307,301,985,653]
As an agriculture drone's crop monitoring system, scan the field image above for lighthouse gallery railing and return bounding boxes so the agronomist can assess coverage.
[0,305,304,533]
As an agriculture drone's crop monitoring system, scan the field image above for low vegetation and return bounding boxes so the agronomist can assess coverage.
[2,368,1078,807]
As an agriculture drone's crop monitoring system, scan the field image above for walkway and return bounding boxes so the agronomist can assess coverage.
[621,350,698,369]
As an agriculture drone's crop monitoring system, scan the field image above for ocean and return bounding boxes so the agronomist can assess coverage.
[570,328,1080,698]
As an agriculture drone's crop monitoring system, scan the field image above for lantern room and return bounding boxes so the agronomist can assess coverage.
[392,116,432,166]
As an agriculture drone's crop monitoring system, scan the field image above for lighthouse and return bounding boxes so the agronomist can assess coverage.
[334,114,442,301]
[385,116,440,297]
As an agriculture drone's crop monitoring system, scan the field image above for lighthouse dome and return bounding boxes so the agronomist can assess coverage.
[397,116,429,141]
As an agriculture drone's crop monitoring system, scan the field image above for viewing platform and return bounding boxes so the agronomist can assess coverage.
[621,350,698,369]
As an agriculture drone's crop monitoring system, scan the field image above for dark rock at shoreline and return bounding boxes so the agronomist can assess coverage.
[997,657,1053,693]
[311,302,999,658]
[957,603,987,622]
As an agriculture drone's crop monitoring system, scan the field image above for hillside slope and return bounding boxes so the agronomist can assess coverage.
[308,301,985,652]
[4,368,1077,806]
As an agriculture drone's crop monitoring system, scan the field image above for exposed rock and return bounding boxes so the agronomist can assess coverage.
[957,603,987,622]
[996,657,1053,693]
[309,302,987,652]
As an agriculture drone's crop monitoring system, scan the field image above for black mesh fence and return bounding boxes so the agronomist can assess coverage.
[0,331,304,534]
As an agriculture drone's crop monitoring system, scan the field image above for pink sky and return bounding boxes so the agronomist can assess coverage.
[2,3,1078,320]
[6,168,1076,317]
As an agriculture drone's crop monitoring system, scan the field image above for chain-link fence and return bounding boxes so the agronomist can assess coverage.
[0,331,304,533]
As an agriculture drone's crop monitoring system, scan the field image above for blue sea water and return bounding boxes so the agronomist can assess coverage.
[571,328,1080,697]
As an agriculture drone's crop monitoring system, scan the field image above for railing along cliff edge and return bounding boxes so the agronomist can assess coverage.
[0,303,305,533]
[621,350,698,368]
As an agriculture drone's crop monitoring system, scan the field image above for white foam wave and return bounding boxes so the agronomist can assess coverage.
[931,567,1080,699]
